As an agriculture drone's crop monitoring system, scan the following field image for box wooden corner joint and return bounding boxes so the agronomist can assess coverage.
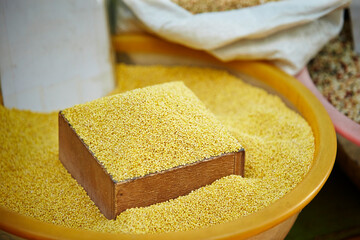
[59,112,245,220]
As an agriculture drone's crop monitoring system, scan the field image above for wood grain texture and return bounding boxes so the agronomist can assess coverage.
[59,112,115,219]
[114,150,244,215]
[59,111,245,220]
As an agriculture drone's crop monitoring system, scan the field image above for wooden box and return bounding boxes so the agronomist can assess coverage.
[59,112,245,220]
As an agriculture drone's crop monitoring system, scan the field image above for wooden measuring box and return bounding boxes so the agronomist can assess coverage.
[58,83,245,220]
[59,112,244,220]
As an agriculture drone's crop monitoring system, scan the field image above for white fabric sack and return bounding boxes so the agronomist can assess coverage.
[116,0,350,75]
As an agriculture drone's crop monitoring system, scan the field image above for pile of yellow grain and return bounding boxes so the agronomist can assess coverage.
[62,82,242,181]
[171,0,280,14]
[0,64,314,234]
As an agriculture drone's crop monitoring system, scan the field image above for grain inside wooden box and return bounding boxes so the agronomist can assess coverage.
[59,112,245,220]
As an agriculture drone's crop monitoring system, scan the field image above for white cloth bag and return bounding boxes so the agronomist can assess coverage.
[116,0,350,75]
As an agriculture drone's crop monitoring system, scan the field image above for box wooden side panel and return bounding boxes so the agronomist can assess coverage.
[234,150,245,176]
[114,151,244,215]
[58,112,115,219]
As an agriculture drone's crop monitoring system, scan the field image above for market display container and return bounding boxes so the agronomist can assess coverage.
[297,67,360,189]
[0,34,337,240]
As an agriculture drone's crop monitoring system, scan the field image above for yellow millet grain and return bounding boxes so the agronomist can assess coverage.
[62,82,242,182]
[0,106,105,229]
[0,64,315,234]
[171,0,280,14]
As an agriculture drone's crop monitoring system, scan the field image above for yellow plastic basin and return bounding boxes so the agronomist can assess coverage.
[0,34,337,240]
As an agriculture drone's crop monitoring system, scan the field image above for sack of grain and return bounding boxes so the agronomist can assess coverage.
[115,0,350,75]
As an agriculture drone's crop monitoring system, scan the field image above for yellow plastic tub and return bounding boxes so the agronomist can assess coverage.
[0,34,336,240]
